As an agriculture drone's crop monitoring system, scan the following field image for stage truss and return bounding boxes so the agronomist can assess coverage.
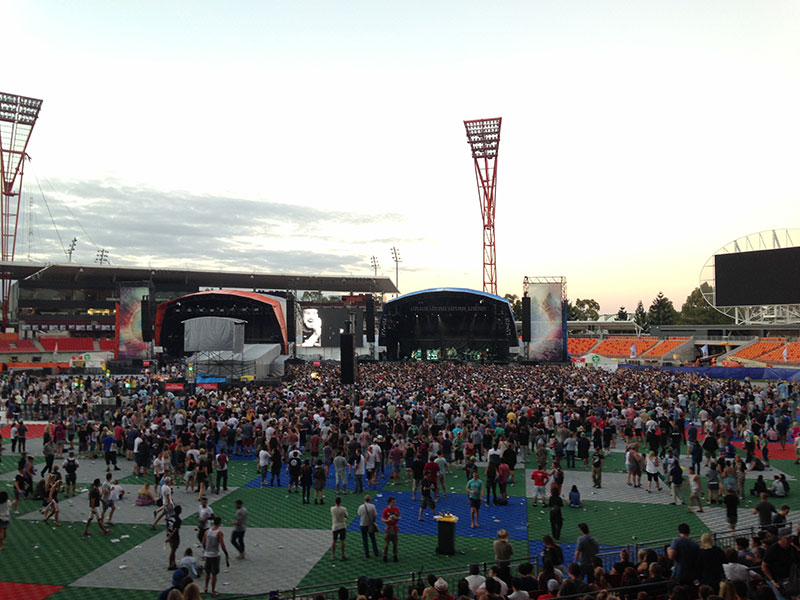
[0,92,42,327]
[464,118,501,296]
[523,275,568,302]
[699,228,800,324]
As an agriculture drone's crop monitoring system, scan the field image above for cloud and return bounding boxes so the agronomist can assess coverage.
[23,177,409,275]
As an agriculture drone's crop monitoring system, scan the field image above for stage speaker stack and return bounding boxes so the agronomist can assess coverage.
[521,296,531,342]
[286,293,296,348]
[340,333,357,384]
[365,295,375,343]
[141,296,154,342]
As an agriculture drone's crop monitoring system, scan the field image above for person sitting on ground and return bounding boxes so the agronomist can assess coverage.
[180,547,203,580]
[568,485,582,508]
[135,482,157,506]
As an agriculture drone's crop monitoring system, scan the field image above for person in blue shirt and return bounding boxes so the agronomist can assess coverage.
[568,485,582,508]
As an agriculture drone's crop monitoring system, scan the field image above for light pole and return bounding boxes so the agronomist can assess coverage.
[390,247,401,297]
[66,238,77,262]
[370,255,380,277]
[95,248,109,264]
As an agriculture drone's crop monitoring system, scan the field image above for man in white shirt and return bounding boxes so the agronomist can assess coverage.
[466,564,486,593]
[153,477,174,528]
[357,495,379,558]
[258,445,270,486]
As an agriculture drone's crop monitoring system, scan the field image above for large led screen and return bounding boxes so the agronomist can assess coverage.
[117,286,150,359]
[301,307,363,347]
[528,282,565,362]
[715,247,800,306]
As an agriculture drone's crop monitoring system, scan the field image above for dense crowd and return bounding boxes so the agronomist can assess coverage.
[0,363,798,599]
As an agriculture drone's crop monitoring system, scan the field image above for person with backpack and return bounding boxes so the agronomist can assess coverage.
[62,451,79,497]
[287,447,302,493]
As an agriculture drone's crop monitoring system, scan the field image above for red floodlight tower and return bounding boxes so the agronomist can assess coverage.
[464,117,501,296]
[0,92,43,328]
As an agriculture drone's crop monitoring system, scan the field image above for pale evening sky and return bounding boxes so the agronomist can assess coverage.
[5,1,800,313]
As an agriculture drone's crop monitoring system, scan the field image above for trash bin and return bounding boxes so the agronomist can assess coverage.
[434,514,458,555]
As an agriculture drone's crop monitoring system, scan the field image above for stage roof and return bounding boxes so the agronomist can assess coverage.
[1,261,399,294]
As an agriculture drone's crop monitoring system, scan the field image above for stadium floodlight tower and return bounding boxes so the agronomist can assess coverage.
[464,117,501,296]
[0,92,43,328]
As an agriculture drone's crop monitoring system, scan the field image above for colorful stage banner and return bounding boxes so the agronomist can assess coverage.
[117,286,150,359]
[527,282,565,362]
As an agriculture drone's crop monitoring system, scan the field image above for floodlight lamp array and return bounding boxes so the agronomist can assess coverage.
[464,118,502,159]
[0,93,43,125]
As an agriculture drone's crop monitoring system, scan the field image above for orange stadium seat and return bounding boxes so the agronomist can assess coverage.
[758,342,800,365]
[642,339,685,358]
[730,339,784,361]
[567,337,598,355]
[592,337,658,358]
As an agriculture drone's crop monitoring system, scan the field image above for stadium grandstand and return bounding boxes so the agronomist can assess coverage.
[640,337,691,359]
[566,337,598,355]
[589,336,659,358]
[728,338,786,361]
[759,341,800,364]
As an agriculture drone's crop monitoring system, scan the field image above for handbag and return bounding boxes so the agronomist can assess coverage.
[368,522,378,534]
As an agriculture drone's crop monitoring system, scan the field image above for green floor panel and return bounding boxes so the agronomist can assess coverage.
[207,486,370,530]
[526,497,706,547]
[298,533,530,589]
[0,521,160,586]
[0,454,45,475]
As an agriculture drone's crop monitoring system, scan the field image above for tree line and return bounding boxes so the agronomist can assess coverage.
[504,283,733,329]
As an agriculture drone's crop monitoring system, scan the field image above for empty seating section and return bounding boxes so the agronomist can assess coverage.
[730,340,784,361]
[39,336,95,352]
[567,337,598,355]
[758,342,800,365]
[592,337,658,357]
[0,338,39,353]
[98,339,115,352]
[642,339,684,358]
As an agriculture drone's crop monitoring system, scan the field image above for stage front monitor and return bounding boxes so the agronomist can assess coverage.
[715,246,800,306]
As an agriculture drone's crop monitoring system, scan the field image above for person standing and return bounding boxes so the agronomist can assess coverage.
[330,496,349,560]
[215,447,228,493]
[687,467,704,513]
[41,438,56,477]
[723,488,739,534]
[62,451,79,498]
[196,496,214,544]
[0,491,9,550]
[669,460,684,505]
[574,523,599,583]
[333,451,348,494]
[358,494,380,558]
[668,523,699,586]
[419,476,436,520]
[591,448,604,488]
[166,505,183,570]
[382,496,400,562]
[230,499,248,560]
[353,448,366,494]
[202,516,230,596]
[258,444,270,486]
[548,487,564,540]
[300,459,313,504]
[313,459,327,504]
[466,470,484,529]
[16,421,27,454]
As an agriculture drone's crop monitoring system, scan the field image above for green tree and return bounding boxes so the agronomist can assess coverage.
[566,298,600,321]
[679,283,734,324]
[503,293,523,321]
[633,300,649,333]
[615,306,628,321]
[648,292,679,325]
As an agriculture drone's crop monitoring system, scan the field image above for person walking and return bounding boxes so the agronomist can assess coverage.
[669,460,685,505]
[591,448,604,488]
[62,451,79,498]
[0,491,9,550]
[300,459,313,504]
[466,469,484,529]
[330,496,349,560]
[313,459,327,504]
[687,467,704,513]
[202,516,230,596]
[83,478,110,536]
[230,499,248,559]
[215,447,228,494]
[723,487,738,533]
[358,494,380,558]
[382,496,400,562]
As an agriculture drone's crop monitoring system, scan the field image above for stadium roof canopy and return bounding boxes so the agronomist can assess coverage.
[1,261,399,294]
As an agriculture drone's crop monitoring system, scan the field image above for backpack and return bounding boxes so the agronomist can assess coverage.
[65,459,77,474]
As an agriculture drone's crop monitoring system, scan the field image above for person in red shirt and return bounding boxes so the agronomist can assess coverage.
[381,496,401,563]
[530,468,550,507]
[423,457,439,496]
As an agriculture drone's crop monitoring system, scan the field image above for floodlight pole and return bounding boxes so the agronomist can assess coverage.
[0,92,43,329]
[390,247,401,297]
[464,117,501,296]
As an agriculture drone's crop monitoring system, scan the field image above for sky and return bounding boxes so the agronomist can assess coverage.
[4,0,800,313]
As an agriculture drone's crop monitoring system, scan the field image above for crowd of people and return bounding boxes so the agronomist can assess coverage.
[0,362,798,599]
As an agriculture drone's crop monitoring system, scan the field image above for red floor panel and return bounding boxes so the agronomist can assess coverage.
[0,582,63,600]
[0,424,47,439]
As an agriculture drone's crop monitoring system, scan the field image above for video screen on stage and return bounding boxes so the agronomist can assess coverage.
[117,286,150,359]
[715,247,800,306]
[528,282,565,362]
[301,306,363,347]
